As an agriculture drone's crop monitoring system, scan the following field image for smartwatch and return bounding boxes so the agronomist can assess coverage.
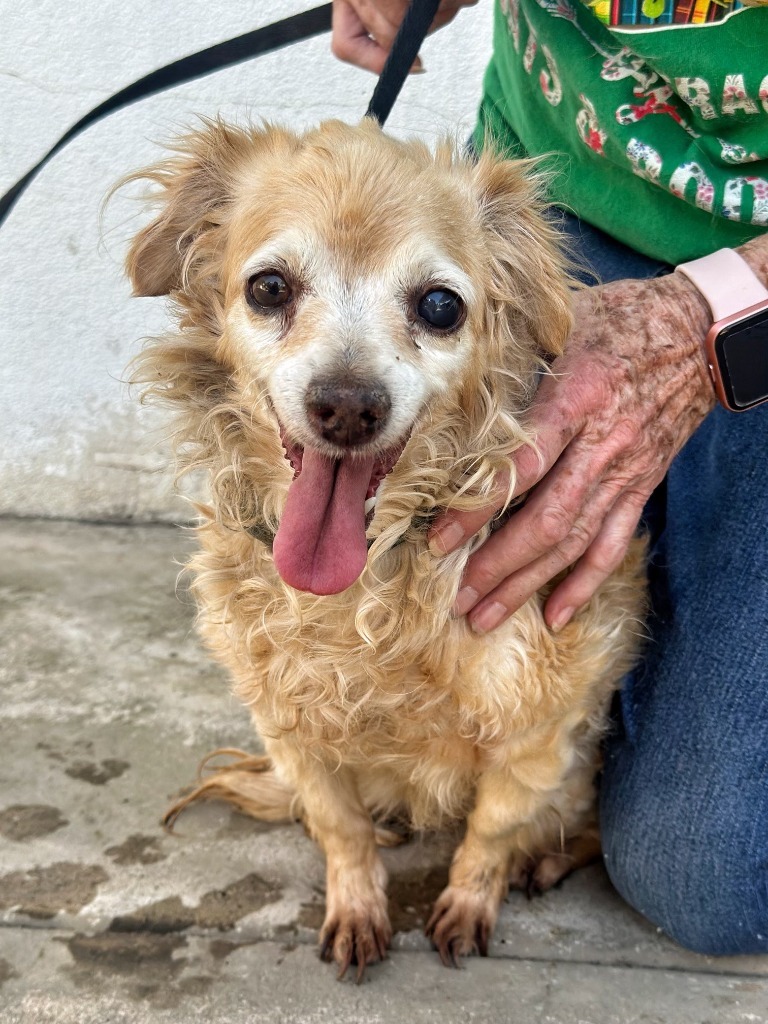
[677,248,768,412]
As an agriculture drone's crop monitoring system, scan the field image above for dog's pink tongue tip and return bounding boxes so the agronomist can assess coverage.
[273,447,374,596]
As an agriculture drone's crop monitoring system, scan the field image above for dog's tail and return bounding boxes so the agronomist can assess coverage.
[162,747,408,847]
[162,749,300,831]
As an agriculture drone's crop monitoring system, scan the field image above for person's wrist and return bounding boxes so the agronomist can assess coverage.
[658,270,717,409]
[676,245,768,412]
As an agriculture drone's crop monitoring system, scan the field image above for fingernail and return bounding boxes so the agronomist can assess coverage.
[451,586,479,618]
[470,601,507,635]
[429,522,464,556]
[550,607,575,633]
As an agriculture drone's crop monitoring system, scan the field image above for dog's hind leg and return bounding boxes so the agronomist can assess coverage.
[507,748,603,896]
[508,821,601,896]
[163,748,406,849]
[162,749,301,830]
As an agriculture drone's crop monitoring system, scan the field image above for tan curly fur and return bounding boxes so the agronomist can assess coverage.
[124,117,646,979]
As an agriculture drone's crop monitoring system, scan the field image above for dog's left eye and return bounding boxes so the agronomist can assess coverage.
[247,272,291,309]
[416,289,464,331]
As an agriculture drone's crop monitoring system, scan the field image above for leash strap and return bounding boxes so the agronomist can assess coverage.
[0,4,333,228]
[366,0,441,124]
[0,1,437,229]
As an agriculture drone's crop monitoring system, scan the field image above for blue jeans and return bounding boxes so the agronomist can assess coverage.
[560,213,768,956]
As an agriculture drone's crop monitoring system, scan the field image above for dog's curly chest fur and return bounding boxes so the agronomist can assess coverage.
[190,523,642,830]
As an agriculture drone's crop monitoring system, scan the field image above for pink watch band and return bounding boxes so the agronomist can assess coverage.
[677,248,768,322]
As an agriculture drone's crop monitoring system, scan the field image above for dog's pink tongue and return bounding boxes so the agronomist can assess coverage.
[273,447,375,595]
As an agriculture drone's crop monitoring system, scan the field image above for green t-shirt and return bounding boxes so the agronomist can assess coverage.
[476,0,768,262]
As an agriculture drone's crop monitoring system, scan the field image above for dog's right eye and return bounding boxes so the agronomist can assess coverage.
[247,272,291,309]
[416,289,464,331]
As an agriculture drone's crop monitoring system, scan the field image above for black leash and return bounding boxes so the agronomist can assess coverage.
[366,0,440,123]
[0,1,438,230]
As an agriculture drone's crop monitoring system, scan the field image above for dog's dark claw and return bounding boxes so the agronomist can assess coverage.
[525,877,542,901]
[335,937,353,981]
[319,932,334,962]
[319,913,390,982]
[450,940,463,969]
[355,934,368,983]
[436,937,454,970]
[336,957,351,982]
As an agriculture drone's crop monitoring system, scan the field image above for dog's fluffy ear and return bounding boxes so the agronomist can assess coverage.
[472,153,573,359]
[124,119,275,297]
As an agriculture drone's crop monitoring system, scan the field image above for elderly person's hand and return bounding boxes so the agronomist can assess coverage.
[332,0,478,74]
[428,269,719,634]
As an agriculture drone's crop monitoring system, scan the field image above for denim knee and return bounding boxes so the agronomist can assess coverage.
[600,736,768,957]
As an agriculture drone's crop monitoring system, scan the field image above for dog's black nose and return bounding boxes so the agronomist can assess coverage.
[305,380,391,448]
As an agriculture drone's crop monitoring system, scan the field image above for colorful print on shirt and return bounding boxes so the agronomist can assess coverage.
[587,0,743,28]
[476,0,768,262]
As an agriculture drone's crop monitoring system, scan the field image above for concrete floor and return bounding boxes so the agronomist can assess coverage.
[1,518,766,1024]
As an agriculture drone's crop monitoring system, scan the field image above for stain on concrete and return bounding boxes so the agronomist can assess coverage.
[178,974,214,996]
[68,933,187,970]
[110,873,282,934]
[387,865,448,934]
[298,900,326,931]
[0,804,68,842]
[111,896,193,934]
[63,932,193,1007]
[0,862,109,919]
[0,957,19,989]
[195,874,282,929]
[208,938,239,961]
[36,742,65,763]
[66,932,186,975]
[65,759,130,786]
[208,937,262,962]
[105,833,167,865]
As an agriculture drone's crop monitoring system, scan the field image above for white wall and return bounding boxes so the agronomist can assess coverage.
[0,0,493,522]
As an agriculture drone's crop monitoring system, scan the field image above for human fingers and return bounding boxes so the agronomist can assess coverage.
[331,0,403,74]
[428,469,511,557]
[332,0,474,73]
[453,443,623,625]
[542,490,647,632]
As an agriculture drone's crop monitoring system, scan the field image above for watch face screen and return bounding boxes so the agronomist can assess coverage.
[716,308,768,409]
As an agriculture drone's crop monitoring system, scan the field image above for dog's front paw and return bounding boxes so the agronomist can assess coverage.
[319,903,392,982]
[425,886,499,968]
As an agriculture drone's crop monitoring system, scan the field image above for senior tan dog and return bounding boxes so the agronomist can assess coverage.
[125,117,645,979]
